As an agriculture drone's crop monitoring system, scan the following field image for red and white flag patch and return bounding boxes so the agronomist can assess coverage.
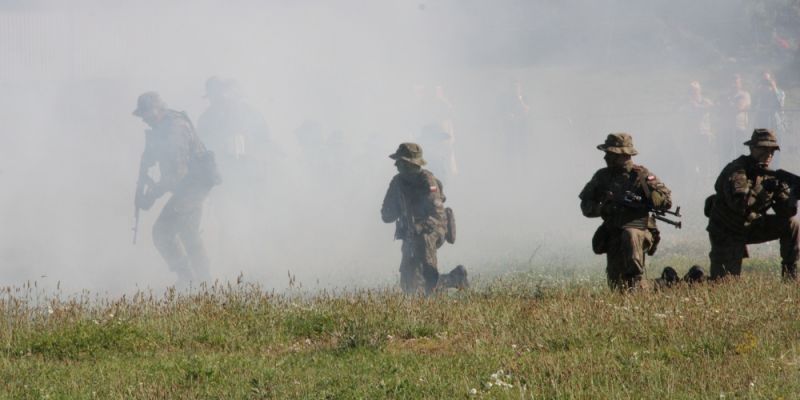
[430,185,438,192]
[647,175,656,181]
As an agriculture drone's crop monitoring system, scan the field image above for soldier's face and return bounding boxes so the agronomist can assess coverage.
[139,108,162,126]
[604,152,630,169]
[750,146,776,167]
[395,160,419,174]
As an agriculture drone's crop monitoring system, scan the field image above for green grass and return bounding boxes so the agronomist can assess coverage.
[2,262,800,399]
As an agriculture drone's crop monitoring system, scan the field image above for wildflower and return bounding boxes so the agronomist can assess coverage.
[468,388,478,396]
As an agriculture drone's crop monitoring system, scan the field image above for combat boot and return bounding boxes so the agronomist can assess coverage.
[437,265,469,290]
[682,265,707,284]
[653,266,678,290]
[781,264,798,282]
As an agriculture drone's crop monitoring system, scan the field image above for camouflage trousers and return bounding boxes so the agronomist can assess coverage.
[400,232,445,295]
[605,227,654,290]
[153,187,211,285]
[708,216,800,279]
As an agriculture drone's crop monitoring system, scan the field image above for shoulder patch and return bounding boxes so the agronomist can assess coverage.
[429,185,438,192]
[647,175,656,181]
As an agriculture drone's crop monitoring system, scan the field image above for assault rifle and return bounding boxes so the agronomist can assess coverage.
[758,168,800,189]
[614,191,683,229]
[396,191,415,241]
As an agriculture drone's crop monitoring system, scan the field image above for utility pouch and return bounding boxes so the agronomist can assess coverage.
[592,224,610,254]
[444,207,456,244]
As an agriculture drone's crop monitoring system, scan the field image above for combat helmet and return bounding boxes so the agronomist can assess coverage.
[743,128,780,150]
[597,133,638,156]
[132,91,166,117]
[389,142,427,166]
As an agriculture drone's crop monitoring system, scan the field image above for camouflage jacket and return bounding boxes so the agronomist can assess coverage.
[707,155,796,236]
[579,162,672,229]
[381,169,447,239]
[140,110,207,195]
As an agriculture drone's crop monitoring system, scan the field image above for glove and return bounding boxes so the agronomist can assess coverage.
[762,178,781,192]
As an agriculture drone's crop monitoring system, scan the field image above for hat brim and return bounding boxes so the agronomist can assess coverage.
[743,140,780,150]
[389,153,426,166]
[597,144,638,156]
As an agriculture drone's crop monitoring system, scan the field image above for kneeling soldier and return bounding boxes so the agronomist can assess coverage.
[580,133,673,290]
[706,128,799,281]
[381,143,453,295]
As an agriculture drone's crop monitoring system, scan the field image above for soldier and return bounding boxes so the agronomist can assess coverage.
[133,92,219,286]
[579,133,673,290]
[706,128,799,281]
[381,143,450,295]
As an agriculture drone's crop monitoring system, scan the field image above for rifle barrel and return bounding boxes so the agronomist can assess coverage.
[654,214,681,229]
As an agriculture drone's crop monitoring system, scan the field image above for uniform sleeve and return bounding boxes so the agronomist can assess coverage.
[719,169,750,215]
[420,173,447,233]
[381,177,401,223]
[435,178,446,204]
[425,176,445,210]
[644,173,672,211]
[579,171,603,218]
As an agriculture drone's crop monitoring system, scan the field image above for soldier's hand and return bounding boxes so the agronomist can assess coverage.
[745,211,761,224]
[747,184,766,207]
[762,179,781,192]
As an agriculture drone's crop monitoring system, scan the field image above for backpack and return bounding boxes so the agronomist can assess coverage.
[178,111,222,189]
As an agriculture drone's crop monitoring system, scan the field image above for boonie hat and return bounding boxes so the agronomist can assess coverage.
[597,133,638,156]
[389,142,426,166]
[132,91,166,117]
[743,128,780,150]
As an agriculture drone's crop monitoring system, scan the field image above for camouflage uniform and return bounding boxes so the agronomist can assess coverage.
[580,133,672,290]
[134,92,214,285]
[706,129,799,280]
[381,143,448,295]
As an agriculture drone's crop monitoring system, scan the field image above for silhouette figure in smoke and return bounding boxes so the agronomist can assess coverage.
[133,92,219,286]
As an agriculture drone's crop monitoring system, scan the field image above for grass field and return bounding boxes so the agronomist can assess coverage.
[2,258,799,399]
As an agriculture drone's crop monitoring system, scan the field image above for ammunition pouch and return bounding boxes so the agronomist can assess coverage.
[704,194,715,218]
[444,207,456,244]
